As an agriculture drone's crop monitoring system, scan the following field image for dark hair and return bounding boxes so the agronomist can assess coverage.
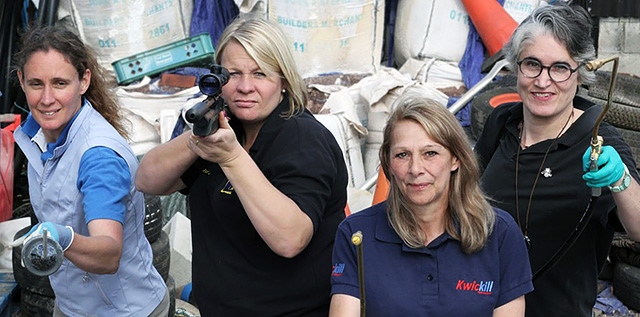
[503,2,596,85]
[13,24,127,138]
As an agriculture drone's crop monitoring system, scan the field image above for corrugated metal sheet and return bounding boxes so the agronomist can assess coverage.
[576,0,640,18]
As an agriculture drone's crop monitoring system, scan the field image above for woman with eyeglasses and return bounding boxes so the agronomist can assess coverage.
[136,16,348,315]
[475,2,640,316]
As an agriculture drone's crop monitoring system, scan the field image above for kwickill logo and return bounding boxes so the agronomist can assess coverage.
[332,263,345,277]
[455,279,494,295]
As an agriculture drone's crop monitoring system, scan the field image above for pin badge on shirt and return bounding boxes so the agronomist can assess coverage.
[541,168,552,178]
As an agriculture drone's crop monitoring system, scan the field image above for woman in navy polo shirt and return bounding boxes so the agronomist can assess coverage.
[329,88,533,316]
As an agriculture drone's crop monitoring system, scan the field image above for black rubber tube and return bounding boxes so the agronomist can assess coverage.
[0,0,21,114]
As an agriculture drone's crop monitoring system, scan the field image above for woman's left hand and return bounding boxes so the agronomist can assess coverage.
[190,111,244,164]
[582,145,625,188]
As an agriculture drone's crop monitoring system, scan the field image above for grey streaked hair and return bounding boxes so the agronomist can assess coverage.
[502,2,597,85]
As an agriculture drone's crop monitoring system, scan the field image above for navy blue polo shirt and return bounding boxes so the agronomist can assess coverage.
[331,202,534,316]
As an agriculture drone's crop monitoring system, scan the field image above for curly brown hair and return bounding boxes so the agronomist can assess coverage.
[12,24,128,138]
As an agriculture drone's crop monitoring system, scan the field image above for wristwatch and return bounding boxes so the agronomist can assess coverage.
[609,164,631,193]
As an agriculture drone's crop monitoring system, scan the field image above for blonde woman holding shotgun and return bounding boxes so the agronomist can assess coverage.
[136,16,348,316]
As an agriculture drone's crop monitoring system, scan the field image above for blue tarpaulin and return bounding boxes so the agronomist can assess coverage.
[594,281,635,315]
[190,0,239,48]
[453,0,507,127]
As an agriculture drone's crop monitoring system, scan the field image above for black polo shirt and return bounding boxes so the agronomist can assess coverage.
[182,97,348,316]
[475,96,639,317]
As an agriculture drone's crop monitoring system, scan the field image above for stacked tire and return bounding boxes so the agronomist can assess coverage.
[577,71,640,165]
[12,224,55,315]
[610,232,640,312]
[12,194,175,316]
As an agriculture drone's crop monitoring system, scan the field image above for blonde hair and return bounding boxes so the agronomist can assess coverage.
[215,17,307,118]
[379,88,495,253]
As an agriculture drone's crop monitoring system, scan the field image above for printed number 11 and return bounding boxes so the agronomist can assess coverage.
[293,42,305,53]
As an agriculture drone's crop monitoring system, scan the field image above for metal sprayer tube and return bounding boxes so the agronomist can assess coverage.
[584,57,619,197]
[351,231,365,317]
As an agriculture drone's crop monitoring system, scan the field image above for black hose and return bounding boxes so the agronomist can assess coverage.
[38,0,59,26]
[532,196,599,281]
[0,0,22,114]
[37,0,47,25]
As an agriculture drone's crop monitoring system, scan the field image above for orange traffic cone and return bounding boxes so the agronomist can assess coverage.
[372,169,390,205]
[461,0,518,56]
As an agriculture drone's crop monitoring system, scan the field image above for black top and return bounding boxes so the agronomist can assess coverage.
[475,96,639,317]
[181,96,348,316]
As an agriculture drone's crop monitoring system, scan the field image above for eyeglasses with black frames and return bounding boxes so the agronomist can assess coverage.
[516,57,582,83]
